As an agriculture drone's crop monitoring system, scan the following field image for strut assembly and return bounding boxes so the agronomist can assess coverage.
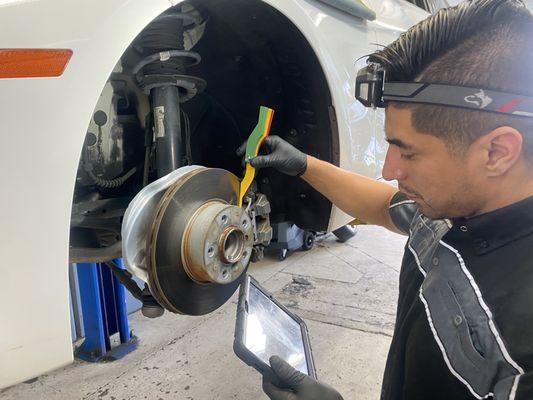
[132,6,206,177]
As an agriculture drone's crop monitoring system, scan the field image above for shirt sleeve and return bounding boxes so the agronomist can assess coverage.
[388,191,418,234]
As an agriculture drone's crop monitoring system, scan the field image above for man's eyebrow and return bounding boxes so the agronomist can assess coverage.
[385,137,414,150]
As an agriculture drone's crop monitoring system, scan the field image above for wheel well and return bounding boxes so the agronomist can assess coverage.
[71,0,337,256]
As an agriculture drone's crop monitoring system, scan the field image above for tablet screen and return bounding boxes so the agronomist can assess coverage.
[243,281,309,374]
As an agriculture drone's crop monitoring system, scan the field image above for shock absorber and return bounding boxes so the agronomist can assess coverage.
[133,8,206,178]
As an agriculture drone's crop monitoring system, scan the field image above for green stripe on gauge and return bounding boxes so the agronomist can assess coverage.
[238,106,274,207]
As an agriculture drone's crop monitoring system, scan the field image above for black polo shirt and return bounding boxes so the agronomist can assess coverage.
[381,193,533,400]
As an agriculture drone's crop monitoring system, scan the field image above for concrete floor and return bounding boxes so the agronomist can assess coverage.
[1,226,406,400]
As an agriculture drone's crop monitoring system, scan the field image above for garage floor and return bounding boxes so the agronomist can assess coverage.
[1,226,406,400]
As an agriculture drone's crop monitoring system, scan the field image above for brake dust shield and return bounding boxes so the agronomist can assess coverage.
[128,166,253,315]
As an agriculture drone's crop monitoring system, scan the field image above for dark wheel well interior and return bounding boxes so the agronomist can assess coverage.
[186,0,338,230]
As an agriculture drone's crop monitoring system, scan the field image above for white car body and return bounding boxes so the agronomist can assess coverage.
[0,0,427,388]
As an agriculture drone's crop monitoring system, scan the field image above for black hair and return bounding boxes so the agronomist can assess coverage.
[369,0,531,82]
[368,0,533,156]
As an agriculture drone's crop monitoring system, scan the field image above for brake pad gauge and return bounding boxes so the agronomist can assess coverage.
[238,106,274,207]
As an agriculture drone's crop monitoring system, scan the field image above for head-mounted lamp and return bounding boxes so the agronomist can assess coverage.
[355,62,533,118]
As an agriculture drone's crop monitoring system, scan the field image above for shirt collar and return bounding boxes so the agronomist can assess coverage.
[448,195,533,255]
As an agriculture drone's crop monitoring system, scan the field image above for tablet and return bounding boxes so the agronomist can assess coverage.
[233,275,316,380]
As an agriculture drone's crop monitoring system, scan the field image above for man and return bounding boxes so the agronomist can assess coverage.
[242,0,533,399]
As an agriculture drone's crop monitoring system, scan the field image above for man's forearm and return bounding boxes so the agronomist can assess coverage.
[301,156,401,232]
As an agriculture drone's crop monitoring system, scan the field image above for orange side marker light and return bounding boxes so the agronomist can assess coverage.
[0,49,73,79]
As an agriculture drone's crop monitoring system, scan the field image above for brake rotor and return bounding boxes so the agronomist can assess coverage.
[146,167,253,315]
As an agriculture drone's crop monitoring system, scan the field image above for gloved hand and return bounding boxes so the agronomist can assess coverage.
[262,356,344,400]
[236,136,308,176]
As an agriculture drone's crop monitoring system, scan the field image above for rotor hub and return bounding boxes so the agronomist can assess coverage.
[182,201,253,284]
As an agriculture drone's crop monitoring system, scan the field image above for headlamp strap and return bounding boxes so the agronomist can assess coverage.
[383,82,533,118]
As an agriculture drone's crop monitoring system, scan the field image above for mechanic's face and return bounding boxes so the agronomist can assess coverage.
[382,106,485,219]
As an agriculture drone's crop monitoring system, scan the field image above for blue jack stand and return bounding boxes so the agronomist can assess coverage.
[74,259,137,362]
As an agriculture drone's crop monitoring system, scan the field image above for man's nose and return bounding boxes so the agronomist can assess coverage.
[382,147,406,181]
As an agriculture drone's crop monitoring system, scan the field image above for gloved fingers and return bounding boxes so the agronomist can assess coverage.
[262,377,297,400]
[264,135,287,153]
[253,135,275,157]
[236,135,277,158]
[248,155,271,169]
[269,356,305,388]
[262,135,276,147]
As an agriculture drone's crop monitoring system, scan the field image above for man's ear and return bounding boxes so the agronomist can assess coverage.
[476,127,523,177]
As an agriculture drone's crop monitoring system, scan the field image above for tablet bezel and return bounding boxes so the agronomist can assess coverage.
[233,275,317,380]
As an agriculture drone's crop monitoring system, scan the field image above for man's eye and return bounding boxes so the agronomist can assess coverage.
[401,153,414,160]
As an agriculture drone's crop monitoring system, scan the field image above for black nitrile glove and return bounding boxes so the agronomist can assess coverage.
[236,136,307,176]
[262,356,344,400]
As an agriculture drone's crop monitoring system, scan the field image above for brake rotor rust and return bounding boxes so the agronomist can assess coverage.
[181,200,253,284]
[146,167,253,316]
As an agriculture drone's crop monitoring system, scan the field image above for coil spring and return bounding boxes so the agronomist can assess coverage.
[133,11,205,101]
